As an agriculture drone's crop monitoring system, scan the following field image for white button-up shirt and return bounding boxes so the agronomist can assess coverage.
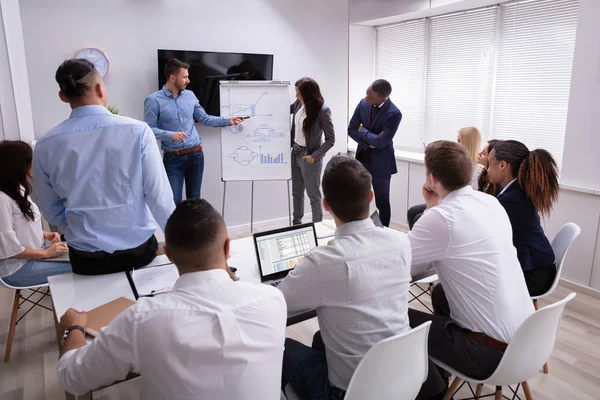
[409,186,534,343]
[278,219,412,390]
[57,269,287,400]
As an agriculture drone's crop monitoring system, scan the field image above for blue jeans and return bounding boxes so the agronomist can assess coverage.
[283,332,346,400]
[163,149,204,204]
[2,260,72,287]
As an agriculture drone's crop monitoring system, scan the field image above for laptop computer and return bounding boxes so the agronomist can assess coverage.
[253,223,318,287]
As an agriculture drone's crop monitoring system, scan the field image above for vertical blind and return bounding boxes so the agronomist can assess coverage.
[492,0,579,169]
[373,0,580,169]
[376,19,427,151]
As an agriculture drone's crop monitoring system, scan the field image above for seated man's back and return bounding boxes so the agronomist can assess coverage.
[57,199,287,400]
[281,221,411,388]
[58,271,287,400]
[279,155,411,398]
[414,187,532,342]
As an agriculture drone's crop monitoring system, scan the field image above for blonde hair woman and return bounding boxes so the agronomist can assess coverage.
[457,126,483,189]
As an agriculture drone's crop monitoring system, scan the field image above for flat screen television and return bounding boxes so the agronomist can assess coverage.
[157,49,274,116]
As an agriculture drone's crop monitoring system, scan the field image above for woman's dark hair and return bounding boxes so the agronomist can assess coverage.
[295,77,324,141]
[0,140,35,221]
[491,140,559,216]
[477,139,501,195]
[55,59,97,100]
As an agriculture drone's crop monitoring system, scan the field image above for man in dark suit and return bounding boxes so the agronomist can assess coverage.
[348,79,402,227]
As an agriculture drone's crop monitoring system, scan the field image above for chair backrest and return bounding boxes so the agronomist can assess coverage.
[485,293,575,386]
[535,223,581,299]
[345,321,431,400]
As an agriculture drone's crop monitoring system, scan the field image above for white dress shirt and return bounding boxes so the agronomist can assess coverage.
[278,219,412,390]
[409,186,534,343]
[0,191,44,277]
[472,163,484,189]
[57,269,287,400]
[294,104,307,147]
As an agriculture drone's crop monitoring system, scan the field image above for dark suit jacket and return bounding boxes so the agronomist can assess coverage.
[290,100,335,162]
[347,98,401,177]
[497,182,555,272]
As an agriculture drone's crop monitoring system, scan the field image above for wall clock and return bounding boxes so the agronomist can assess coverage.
[75,47,109,77]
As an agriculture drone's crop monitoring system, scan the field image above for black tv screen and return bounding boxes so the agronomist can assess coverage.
[157,49,274,116]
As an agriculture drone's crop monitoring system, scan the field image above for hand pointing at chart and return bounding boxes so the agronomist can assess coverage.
[230,116,245,126]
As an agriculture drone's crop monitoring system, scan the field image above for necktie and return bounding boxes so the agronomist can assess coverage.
[370,105,379,125]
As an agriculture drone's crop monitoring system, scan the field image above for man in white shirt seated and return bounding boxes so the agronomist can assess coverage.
[408,141,535,399]
[56,200,287,400]
[278,155,412,400]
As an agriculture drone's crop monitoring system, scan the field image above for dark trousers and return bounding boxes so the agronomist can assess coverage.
[163,149,204,204]
[408,203,427,230]
[524,264,557,297]
[410,285,505,399]
[371,175,392,227]
[282,332,346,400]
[68,235,158,275]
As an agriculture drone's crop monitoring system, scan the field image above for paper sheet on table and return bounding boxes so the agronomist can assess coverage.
[315,221,336,238]
[131,265,180,297]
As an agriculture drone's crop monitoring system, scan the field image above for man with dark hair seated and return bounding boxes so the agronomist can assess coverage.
[279,154,411,400]
[408,141,534,399]
[56,200,287,400]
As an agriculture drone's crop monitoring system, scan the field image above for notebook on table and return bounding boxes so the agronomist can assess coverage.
[253,223,318,288]
[127,264,180,299]
[85,296,136,337]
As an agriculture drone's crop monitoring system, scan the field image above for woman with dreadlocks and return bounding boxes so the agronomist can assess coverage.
[486,140,559,297]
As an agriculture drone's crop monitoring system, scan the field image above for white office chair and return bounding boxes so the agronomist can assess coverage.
[284,321,431,400]
[433,293,576,400]
[531,222,580,374]
[0,278,53,362]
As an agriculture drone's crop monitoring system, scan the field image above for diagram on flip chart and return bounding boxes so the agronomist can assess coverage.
[220,82,291,181]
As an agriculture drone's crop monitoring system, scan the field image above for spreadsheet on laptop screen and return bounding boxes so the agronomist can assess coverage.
[256,226,317,277]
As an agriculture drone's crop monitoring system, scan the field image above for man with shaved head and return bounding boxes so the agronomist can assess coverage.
[33,59,175,275]
[56,200,287,399]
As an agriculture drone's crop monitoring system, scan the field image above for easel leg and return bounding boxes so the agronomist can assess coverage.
[287,180,292,226]
[222,181,227,221]
[251,181,255,233]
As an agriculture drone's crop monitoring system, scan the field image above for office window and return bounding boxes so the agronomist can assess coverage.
[372,0,579,169]
[376,19,426,151]
[425,7,497,143]
[492,0,579,169]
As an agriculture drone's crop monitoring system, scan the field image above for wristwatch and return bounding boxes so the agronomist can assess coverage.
[61,325,86,346]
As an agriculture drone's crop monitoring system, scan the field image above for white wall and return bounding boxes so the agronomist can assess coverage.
[350,0,463,24]
[560,0,600,190]
[18,0,349,227]
[0,2,19,141]
[348,25,375,119]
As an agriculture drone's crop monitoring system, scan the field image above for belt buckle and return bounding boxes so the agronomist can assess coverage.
[176,149,182,155]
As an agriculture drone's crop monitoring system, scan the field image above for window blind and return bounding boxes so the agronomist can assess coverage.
[425,7,498,144]
[491,0,579,169]
[376,19,427,151]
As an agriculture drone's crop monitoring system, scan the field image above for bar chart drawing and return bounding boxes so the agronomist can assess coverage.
[220,81,291,181]
[259,146,286,164]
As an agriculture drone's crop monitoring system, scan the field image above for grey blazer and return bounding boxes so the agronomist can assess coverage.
[290,100,335,162]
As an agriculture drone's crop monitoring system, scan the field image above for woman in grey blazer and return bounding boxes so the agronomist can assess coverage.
[291,78,335,225]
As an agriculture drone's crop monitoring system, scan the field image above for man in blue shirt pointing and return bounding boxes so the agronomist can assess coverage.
[144,58,243,204]
[33,59,175,275]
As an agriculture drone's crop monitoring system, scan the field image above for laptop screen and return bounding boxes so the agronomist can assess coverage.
[253,223,318,282]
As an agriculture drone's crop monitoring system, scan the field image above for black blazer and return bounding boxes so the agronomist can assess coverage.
[290,100,335,162]
[347,98,402,177]
[497,182,555,272]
